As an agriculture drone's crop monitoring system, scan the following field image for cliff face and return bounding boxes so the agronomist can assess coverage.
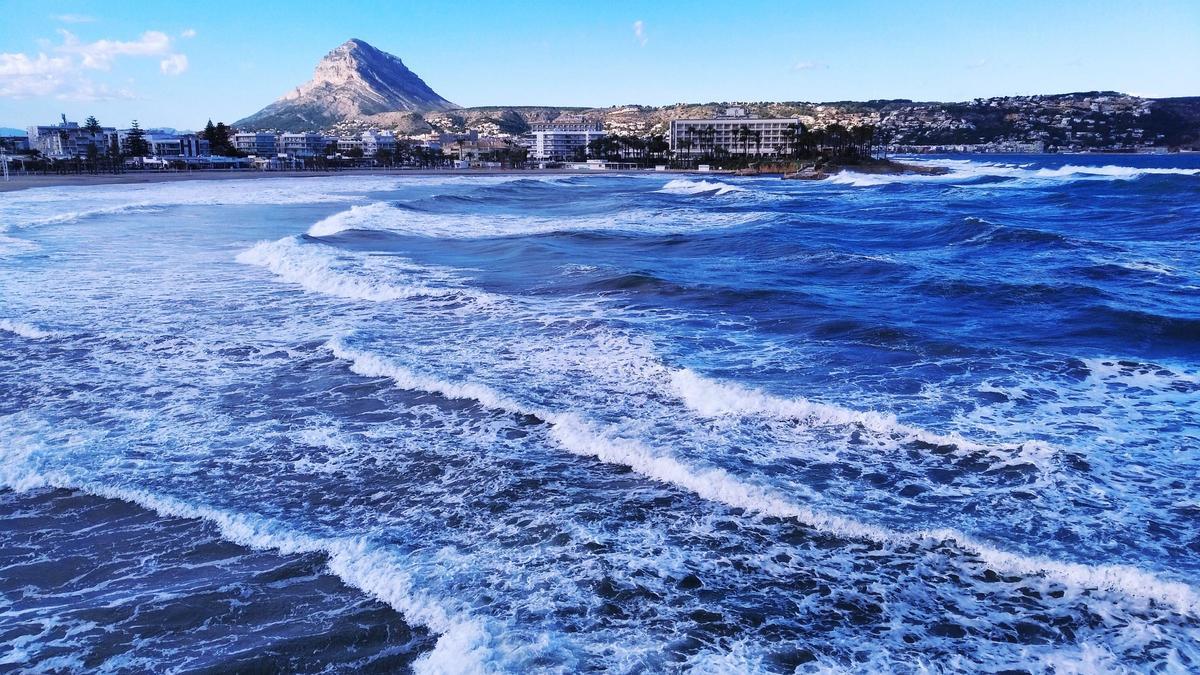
[235,39,456,131]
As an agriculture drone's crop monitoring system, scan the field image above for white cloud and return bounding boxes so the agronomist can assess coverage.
[58,29,172,70]
[180,28,197,39]
[965,58,988,70]
[0,55,134,101]
[160,53,188,75]
[1,29,187,100]
[633,20,647,47]
[52,14,96,24]
[792,61,828,72]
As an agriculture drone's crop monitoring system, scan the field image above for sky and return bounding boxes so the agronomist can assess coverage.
[1,0,1197,130]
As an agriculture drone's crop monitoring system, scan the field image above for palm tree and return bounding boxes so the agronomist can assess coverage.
[781,125,797,158]
[735,125,749,156]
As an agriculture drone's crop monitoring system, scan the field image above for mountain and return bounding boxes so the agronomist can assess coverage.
[235,39,456,131]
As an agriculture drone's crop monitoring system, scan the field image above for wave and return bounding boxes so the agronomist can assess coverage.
[831,159,1200,188]
[0,451,495,675]
[4,203,164,231]
[0,319,63,340]
[656,178,748,196]
[235,236,497,306]
[306,200,766,239]
[325,339,1198,613]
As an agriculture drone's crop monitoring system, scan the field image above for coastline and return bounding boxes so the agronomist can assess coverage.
[0,168,699,193]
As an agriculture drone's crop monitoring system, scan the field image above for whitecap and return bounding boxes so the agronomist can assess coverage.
[324,339,1200,614]
[0,319,62,340]
[657,178,748,196]
[235,236,496,306]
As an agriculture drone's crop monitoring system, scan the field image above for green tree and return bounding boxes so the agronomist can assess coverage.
[85,142,99,174]
[126,120,150,157]
[84,116,102,133]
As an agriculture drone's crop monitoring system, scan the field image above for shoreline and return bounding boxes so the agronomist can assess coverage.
[0,167,704,193]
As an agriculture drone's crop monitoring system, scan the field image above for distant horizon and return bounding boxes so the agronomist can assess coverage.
[1,0,1197,128]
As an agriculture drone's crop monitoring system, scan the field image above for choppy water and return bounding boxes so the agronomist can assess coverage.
[2,155,1199,673]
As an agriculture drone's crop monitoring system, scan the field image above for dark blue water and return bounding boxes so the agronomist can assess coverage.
[2,156,1199,672]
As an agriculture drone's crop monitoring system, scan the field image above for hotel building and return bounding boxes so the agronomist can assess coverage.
[233,132,280,157]
[360,130,397,157]
[525,118,605,161]
[279,133,330,158]
[669,109,803,157]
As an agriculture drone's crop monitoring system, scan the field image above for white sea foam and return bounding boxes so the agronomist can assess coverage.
[0,319,62,340]
[657,178,747,196]
[829,159,1200,188]
[670,368,978,449]
[236,236,496,305]
[0,431,499,675]
[325,340,1200,614]
[306,200,764,239]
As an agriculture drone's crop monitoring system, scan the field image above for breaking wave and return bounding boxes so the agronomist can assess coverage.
[306,200,765,239]
[0,319,62,340]
[235,236,496,305]
[326,339,1198,614]
[657,178,748,196]
[829,159,1200,188]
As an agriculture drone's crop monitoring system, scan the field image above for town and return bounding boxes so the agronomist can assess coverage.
[1,91,1196,178]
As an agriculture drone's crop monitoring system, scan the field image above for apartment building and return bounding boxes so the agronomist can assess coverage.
[669,110,803,157]
[233,132,280,157]
[27,118,115,158]
[525,118,605,161]
[360,130,396,157]
[279,133,329,158]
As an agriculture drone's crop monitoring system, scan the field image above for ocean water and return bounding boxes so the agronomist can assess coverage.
[1,155,1199,673]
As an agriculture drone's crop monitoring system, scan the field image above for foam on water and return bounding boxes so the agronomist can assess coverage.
[235,235,497,306]
[657,178,748,196]
[326,338,1200,614]
[830,158,1200,188]
[307,199,765,239]
[0,430,496,675]
[4,163,1199,670]
[0,320,62,340]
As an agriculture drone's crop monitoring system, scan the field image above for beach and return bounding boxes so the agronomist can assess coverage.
[0,167,627,193]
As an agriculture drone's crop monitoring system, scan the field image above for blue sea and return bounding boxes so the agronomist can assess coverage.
[2,155,1199,673]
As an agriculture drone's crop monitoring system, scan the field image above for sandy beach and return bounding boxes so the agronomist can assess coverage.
[0,167,681,193]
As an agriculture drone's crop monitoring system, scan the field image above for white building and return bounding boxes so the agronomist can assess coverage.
[280,133,329,158]
[361,130,396,157]
[336,138,364,154]
[27,118,115,159]
[526,118,605,161]
[233,132,280,157]
[669,112,804,157]
[143,133,210,158]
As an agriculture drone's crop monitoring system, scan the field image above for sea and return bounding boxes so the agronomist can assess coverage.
[1,155,1199,673]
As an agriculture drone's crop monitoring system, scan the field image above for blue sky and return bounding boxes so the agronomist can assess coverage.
[1,0,1197,130]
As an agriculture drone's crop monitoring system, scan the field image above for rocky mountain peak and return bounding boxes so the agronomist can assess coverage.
[235,38,456,132]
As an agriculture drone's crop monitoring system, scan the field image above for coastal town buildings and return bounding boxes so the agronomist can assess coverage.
[360,130,396,157]
[27,118,115,159]
[524,117,606,161]
[279,133,329,158]
[669,109,803,157]
[233,132,280,157]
